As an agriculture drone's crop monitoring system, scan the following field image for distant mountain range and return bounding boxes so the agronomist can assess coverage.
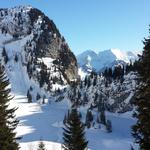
[77,49,140,72]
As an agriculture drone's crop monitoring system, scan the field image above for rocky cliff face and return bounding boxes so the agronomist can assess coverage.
[27,7,78,82]
[0,6,78,93]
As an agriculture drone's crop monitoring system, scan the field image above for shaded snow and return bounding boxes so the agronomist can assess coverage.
[9,93,138,150]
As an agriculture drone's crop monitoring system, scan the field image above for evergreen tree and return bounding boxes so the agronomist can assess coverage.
[0,65,19,150]
[14,54,18,62]
[100,110,106,125]
[108,68,113,78]
[27,89,32,103]
[62,108,88,150]
[130,145,134,150]
[63,114,67,125]
[97,94,103,112]
[85,109,93,128]
[2,47,9,64]
[84,76,88,86]
[47,82,52,91]
[106,120,112,133]
[94,92,98,103]
[77,90,81,100]
[36,93,41,101]
[83,93,88,105]
[132,27,150,149]
[87,76,91,88]
[42,95,46,104]
[93,75,97,86]
[80,81,83,89]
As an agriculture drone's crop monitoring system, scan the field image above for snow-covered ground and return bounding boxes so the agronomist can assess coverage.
[9,91,137,150]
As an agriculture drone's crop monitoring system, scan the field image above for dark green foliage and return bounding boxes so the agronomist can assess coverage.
[106,120,112,133]
[100,110,106,125]
[42,95,46,104]
[83,93,88,105]
[2,47,9,64]
[38,63,50,88]
[125,62,133,74]
[47,82,52,91]
[36,93,41,101]
[62,109,88,150]
[63,114,67,124]
[85,109,93,128]
[112,65,124,80]
[59,75,64,85]
[97,94,103,112]
[93,75,97,86]
[132,27,150,149]
[103,67,113,80]
[87,76,91,88]
[37,140,46,150]
[14,54,18,62]
[130,145,134,150]
[80,81,83,89]
[90,71,97,79]
[132,84,150,149]
[39,69,48,87]
[105,80,108,87]
[84,76,87,86]
[30,86,33,91]
[0,65,19,150]
[26,61,32,79]
[96,115,100,124]
[108,68,113,77]
[94,92,98,102]
[27,90,32,103]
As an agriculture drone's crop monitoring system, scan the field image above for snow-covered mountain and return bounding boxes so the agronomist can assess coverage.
[0,5,78,94]
[77,49,138,72]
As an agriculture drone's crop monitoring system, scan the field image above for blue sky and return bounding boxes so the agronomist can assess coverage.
[1,0,150,54]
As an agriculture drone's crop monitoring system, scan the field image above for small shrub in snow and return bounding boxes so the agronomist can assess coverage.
[37,140,46,150]
[106,120,112,133]
[100,110,106,125]
[14,54,18,62]
[27,90,32,103]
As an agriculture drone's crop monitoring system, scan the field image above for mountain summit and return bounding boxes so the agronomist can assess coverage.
[77,49,138,72]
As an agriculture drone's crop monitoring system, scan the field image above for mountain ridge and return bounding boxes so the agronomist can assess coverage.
[77,48,139,72]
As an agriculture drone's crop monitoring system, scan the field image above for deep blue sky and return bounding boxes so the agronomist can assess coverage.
[1,0,150,54]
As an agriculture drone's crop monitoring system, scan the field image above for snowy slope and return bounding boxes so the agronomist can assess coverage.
[77,49,138,72]
[9,92,137,150]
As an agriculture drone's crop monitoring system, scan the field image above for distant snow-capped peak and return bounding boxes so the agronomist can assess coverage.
[77,49,138,72]
[110,49,127,61]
